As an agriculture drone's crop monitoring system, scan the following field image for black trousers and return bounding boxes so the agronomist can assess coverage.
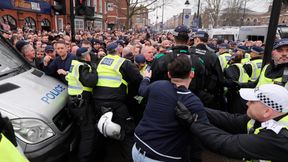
[68,93,98,162]
[95,101,135,162]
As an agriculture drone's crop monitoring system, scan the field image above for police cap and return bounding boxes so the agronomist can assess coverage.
[237,45,248,53]
[173,25,190,36]
[251,46,264,54]
[106,42,118,52]
[218,43,229,49]
[273,38,288,50]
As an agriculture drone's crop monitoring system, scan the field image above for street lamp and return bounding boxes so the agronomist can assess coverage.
[184,0,200,18]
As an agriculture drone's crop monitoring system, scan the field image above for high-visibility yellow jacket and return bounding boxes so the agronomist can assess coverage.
[66,60,92,95]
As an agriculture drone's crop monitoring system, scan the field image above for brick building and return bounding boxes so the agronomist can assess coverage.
[106,0,127,30]
[74,0,106,32]
[0,0,107,32]
[0,0,58,31]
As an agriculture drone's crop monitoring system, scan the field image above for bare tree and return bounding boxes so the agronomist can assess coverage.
[203,0,223,27]
[220,0,246,26]
[114,0,173,29]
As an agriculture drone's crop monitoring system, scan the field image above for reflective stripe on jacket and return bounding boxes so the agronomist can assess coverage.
[66,60,92,95]
[233,63,249,83]
[97,54,128,91]
[249,59,262,81]
[218,53,231,72]
[256,64,282,88]
[241,53,251,64]
[246,115,288,162]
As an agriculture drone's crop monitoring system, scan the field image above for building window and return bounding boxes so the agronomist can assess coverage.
[75,19,84,31]
[136,17,141,23]
[0,15,17,30]
[41,19,50,27]
[86,0,91,6]
[253,18,258,26]
[41,19,51,31]
[99,0,102,13]
[57,18,63,31]
[24,17,36,30]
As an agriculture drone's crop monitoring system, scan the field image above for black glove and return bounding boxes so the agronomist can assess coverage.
[175,101,198,127]
[225,80,240,90]
[0,113,17,146]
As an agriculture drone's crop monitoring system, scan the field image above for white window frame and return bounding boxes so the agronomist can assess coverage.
[74,19,84,31]
[99,0,102,13]
[57,18,63,31]
[86,0,91,6]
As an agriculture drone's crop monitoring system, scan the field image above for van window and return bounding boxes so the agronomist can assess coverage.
[213,35,234,41]
[0,37,27,79]
[247,35,264,42]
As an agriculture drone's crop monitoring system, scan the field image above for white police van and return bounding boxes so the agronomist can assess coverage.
[0,34,75,161]
[208,27,240,41]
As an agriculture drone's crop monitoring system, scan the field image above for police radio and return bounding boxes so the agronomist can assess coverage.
[283,67,288,83]
[283,67,288,90]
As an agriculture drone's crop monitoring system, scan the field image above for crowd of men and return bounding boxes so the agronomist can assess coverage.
[1,24,288,162]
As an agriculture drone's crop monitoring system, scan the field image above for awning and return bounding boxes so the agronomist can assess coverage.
[0,0,51,14]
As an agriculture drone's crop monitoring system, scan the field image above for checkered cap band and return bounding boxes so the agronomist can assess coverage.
[257,93,284,112]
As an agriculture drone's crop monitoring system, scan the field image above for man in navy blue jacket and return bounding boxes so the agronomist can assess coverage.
[43,40,76,84]
[133,54,209,162]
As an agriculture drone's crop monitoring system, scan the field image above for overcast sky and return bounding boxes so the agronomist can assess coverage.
[148,0,271,24]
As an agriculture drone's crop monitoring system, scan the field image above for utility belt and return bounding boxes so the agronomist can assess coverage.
[69,95,85,108]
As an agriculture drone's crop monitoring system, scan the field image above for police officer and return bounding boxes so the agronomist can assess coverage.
[190,31,225,110]
[257,38,288,88]
[239,38,288,89]
[176,84,288,161]
[224,51,250,113]
[150,26,206,105]
[225,52,250,84]
[0,113,29,162]
[94,42,143,162]
[66,47,98,162]
[243,46,264,82]
[217,43,231,72]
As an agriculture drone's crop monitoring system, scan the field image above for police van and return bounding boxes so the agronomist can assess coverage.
[0,34,75,161]
[238,25,268,42]
[208,27,240,41]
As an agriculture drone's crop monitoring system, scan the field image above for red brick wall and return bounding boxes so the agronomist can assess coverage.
[0,0,74,31]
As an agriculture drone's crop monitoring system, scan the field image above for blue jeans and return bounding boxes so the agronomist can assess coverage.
[132,144,163,162]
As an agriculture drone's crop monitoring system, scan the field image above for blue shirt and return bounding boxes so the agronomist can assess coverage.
[43,53,75,84]
[134,79,208,161]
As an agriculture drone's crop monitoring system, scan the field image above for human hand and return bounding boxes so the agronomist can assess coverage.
[57,69,68,75]
[175,101,198,127]
[43,55,51,66]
